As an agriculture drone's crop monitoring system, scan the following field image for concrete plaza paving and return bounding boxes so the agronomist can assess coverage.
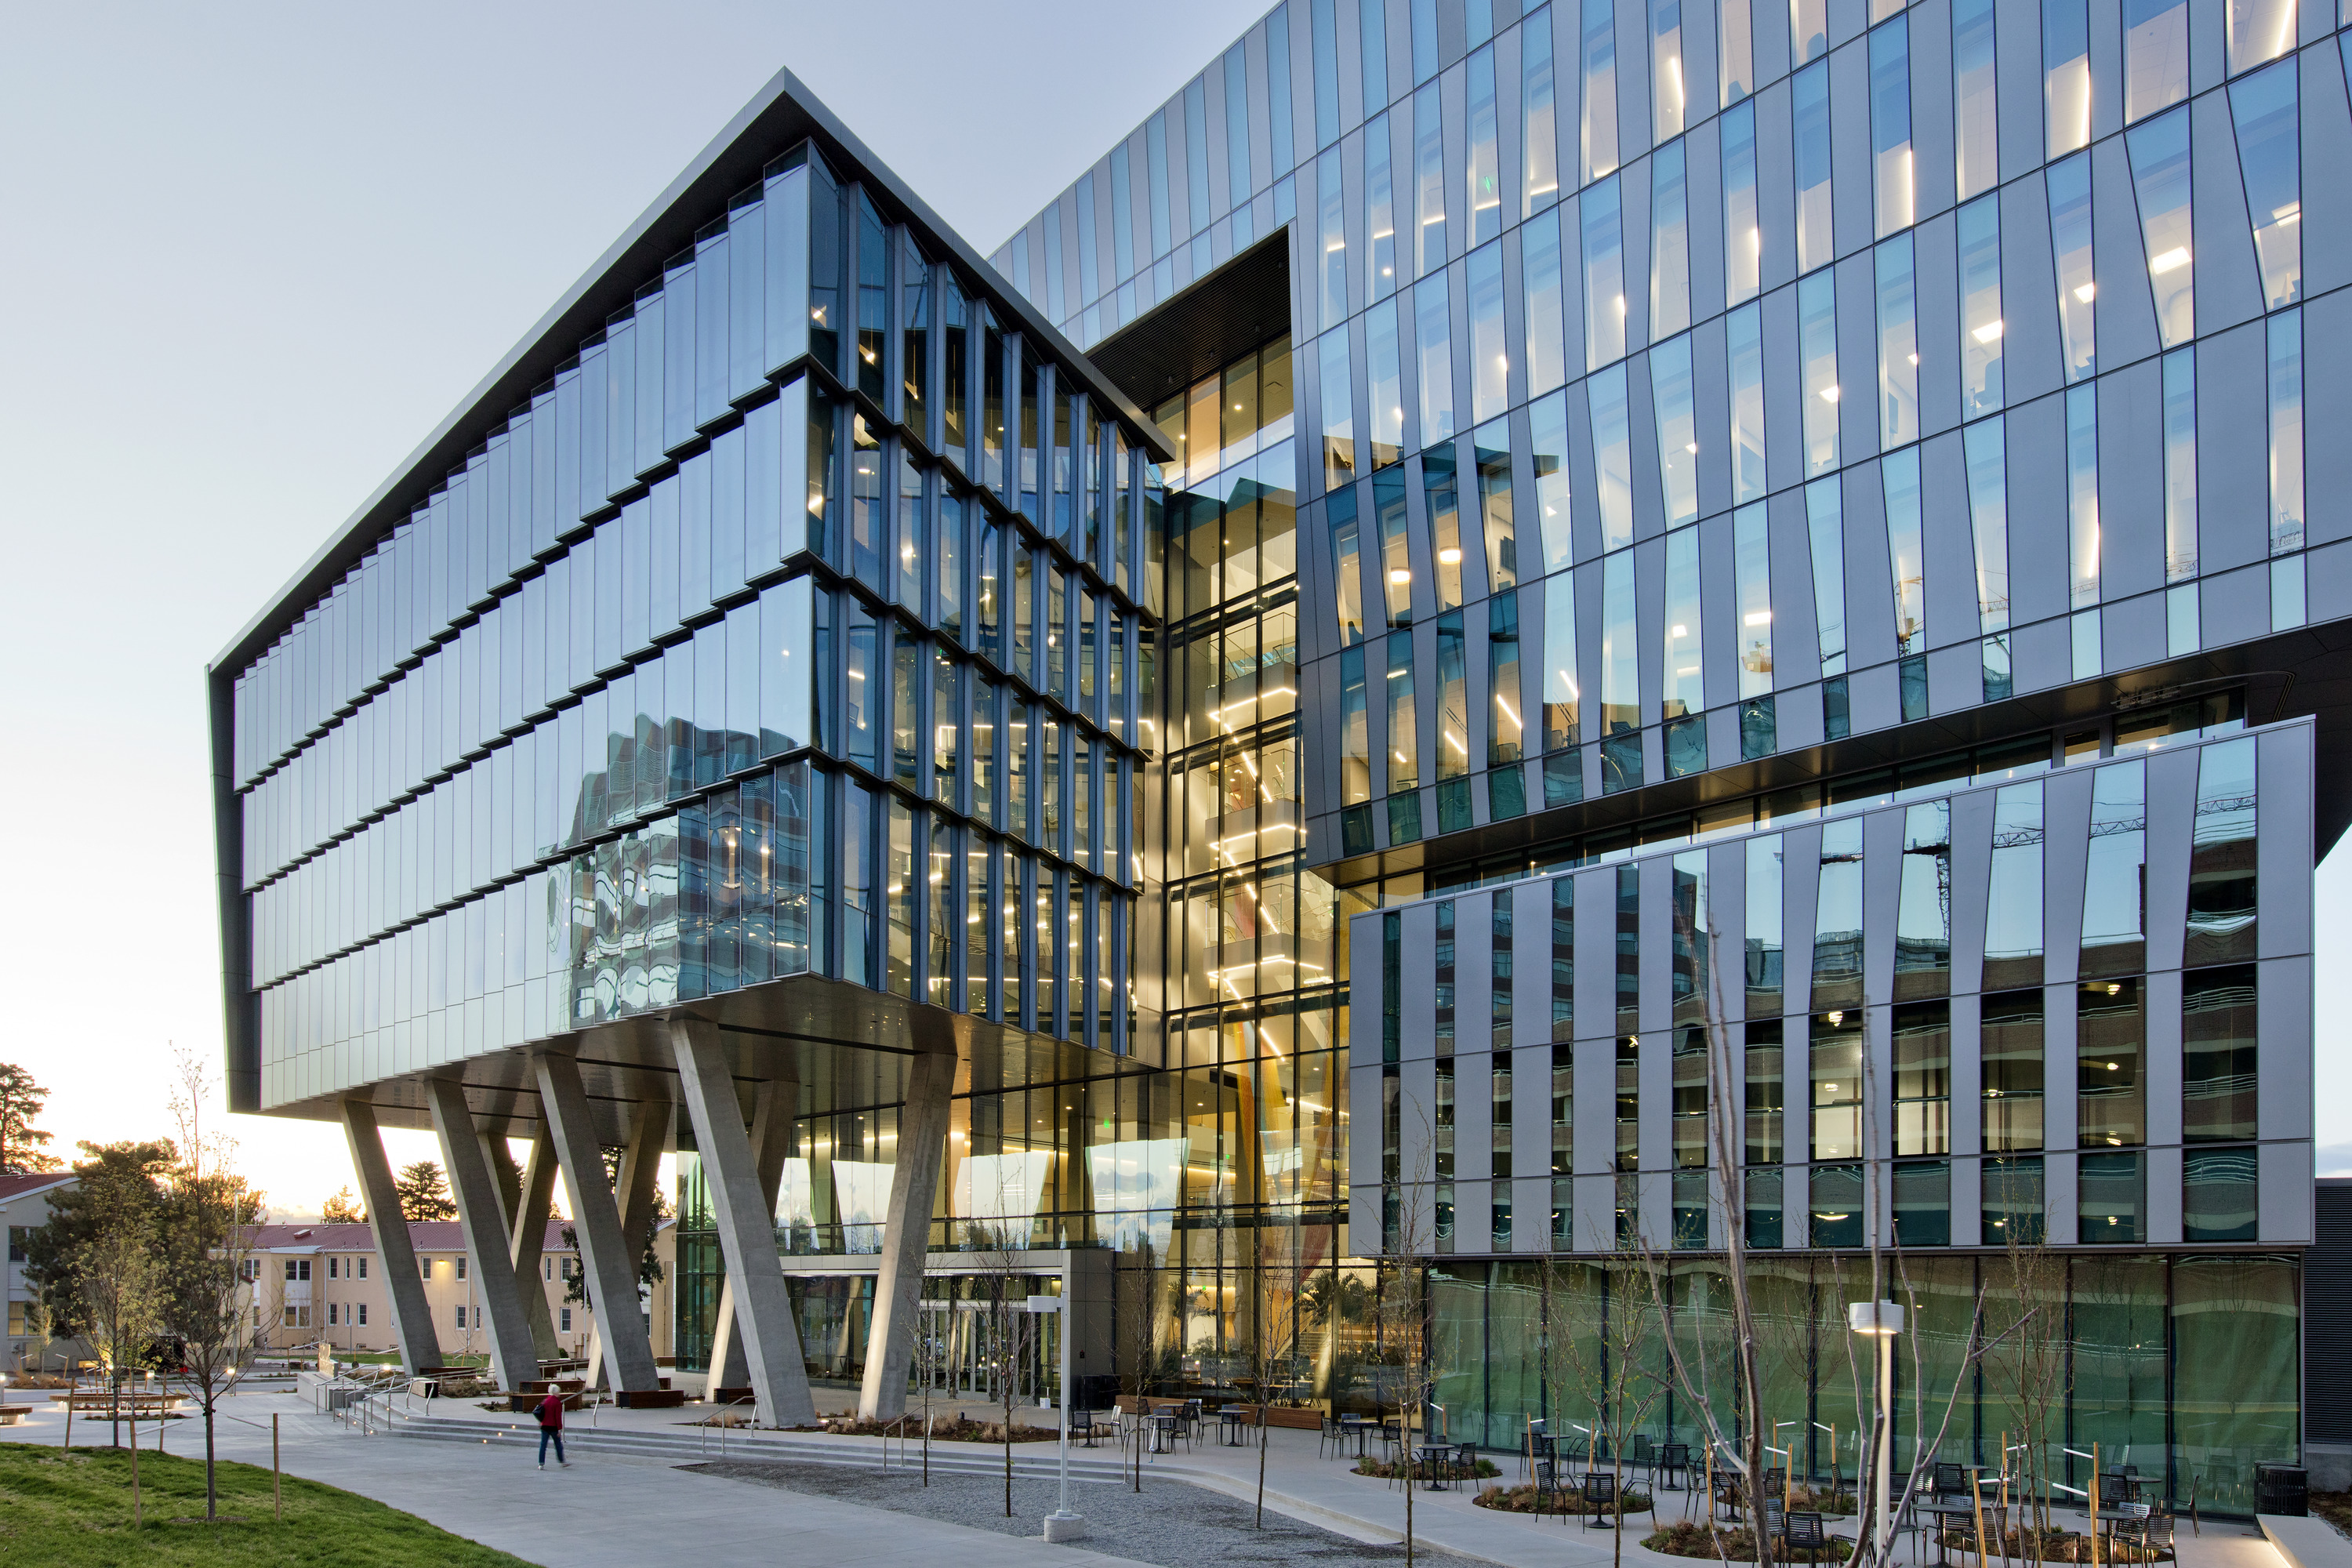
[0,1384,2305,1568]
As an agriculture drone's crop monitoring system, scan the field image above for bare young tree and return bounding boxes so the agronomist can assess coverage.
[1114,1237,1174,1492]
[963,1176,1041,1519]
[78,1221,164,1449]
[1557,1250,1671,1566]
[157,1046,268,1519]
[1374,1113,1443,1568]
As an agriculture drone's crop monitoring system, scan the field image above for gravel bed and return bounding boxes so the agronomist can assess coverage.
[684,1457,1490,1566]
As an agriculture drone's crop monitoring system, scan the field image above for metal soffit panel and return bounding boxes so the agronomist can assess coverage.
[1086,231,1292,414]
[264,972,1152,1138]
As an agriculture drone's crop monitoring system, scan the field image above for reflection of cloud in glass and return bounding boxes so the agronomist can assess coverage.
[955,1151,1054,1247]
[1087,1138,1185,1253]
[833,1160,895,1254]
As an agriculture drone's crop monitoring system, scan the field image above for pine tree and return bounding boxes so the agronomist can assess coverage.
[394,1161,456,1221]
[0,1063,60,1174]
[321,1185,365,1224]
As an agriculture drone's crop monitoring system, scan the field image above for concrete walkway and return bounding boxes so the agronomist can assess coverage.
[2,1388,1155,1568]
[5,1386,2302,1568]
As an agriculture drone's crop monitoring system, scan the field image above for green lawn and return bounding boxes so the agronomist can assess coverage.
[0,1442,532,1565]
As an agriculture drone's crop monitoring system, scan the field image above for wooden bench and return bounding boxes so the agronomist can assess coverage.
[1241,1406,1325,1432]
[615,1388,685,1409]
[0,1406,30,1426]
[53,1392,185,1414]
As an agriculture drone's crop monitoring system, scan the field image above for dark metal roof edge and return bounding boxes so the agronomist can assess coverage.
[208,64,1172,684]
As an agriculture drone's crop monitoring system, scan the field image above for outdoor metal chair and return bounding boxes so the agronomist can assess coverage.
[1657,1441,1692,1491]
[1534,1460,1563,1518]
[1624,1433,1657,1491]
[1762,1497,1788,1541]
[1317,1413,1344,1461]
[1582,1470,1620,1530]
[1453,1441,1479,1484]
[1934,1462,1969,1500]
[1785,1512,1829,1556]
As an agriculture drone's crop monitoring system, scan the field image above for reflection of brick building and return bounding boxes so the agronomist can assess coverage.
[242,1220,672,1363]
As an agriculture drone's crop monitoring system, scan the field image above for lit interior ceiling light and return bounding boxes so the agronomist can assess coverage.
[1972,320,2005,344]
[2074,282,2097,303]
[1820,385,1841,403]
[2148,247,2190,274]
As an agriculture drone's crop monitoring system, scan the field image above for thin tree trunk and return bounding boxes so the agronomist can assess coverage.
[205,1397,218,1519]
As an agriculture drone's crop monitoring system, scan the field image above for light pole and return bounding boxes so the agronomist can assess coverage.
[1024,1276,1085,1543]
[1847,1301,1905,1563]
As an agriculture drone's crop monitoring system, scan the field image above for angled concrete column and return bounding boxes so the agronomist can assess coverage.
[507,1132,561,1362]
[707,1076,796,1394]
[858,1048,955,1420]
[670,1022,815,1428]
[426,1078,540,1393]
[584,1100,667,1390]
[532,1052,661,1393]
[341,1098,439,1375]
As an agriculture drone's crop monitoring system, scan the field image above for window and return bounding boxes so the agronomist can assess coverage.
[1982,988,2045,1152]
[2125,0,2189,123]
[1870,16,1912,236]
[1413,82,1447,275]
[1468,250,1508,426]
[1745,1019,1784,1163]
[1581,0,1619,180]
[1722,102,1760,303]
[1590,365,1634,550]
[2183,964,2259,1142]
[328,1256,339,1279]
[561,1308,574,1333]
[1810,1162,1862,1247]
[2049,157,2097,383]
[1894,1160,1950,1247]
[1466,46,1501,249]
[2082,763,2147,976]
[1728,304,1766,503]
[1792,63,1833,273]
[1415,272,1454,443]
[1582,176,1627,369]
[1523,6,1559,216]
[456,1256,467,1281]
[1524,213,1566,399]
[2188,738,2258,964]
[328,1302,339,1326]
[1810,1007,1863,1161]
[1366,300,1403,467]
[2232,61,2301,310]
[1653,336,1699,529]
[1894,801,1951,993]
[2128,110,2194,348]
[2183,1149,2258,1242]
[1745,835,1784,1011]
[1812,818,1864,1012]
[1982,1156,2045,1244]
[1952,0,1997,198]
[358,1257,368,1280]
[358,1304,368,1326]
[1652,140,1690,336]
[2078,978,2146,1149]
[420,1257,433,1280]
[1798,274,1838,476]
[2045,0,2091,156]
[1958,198,2003,418]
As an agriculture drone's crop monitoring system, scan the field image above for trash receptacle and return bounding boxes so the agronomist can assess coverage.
[2255,1463,2309,1516]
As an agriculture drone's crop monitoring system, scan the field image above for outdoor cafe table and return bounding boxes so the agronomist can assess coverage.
[1218,1406,1250,1446]
[1336,1416,1376,1459]
[1416,1443,1455,1490]
[1922,1502,1983,1566]
[1147,1413,1181,1454]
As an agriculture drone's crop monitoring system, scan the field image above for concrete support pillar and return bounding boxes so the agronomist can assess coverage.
[532,1052,662,1394]
[426,1078,541,1394]
[670,1022,816,1428]
[507,1132,561,1362]
[584,1099,666,1390]
[707,1077,796,1394]
[340,1098,440,1375]
[858,1048,954,1420]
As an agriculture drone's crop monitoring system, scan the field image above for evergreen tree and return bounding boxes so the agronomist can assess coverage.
[394,1160,456,1221]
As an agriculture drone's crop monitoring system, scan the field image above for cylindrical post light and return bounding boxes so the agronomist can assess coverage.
[1848,1301,1906,1562]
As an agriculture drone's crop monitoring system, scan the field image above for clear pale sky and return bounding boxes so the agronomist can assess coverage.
[2,0,2343,1217]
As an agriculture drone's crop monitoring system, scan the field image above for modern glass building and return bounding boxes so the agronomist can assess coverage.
[213,0,2351,1511]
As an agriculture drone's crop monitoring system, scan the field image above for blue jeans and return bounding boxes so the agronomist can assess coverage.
[539,1427,564,1465]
